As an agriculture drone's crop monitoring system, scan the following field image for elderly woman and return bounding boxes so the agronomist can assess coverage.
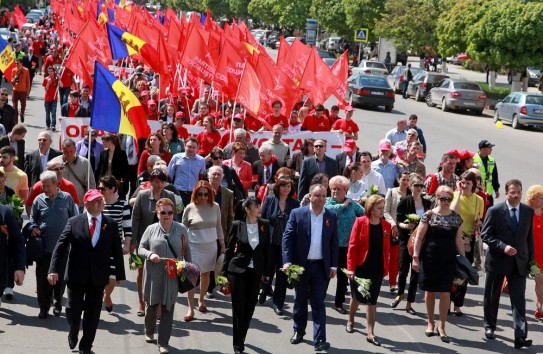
[96,133,128,196]
[260,177,300,312]
[182,180,224,321]
[526,185,543,318]
[384,171,411,293]
[343,162,364,200]
[325,176,364,314]
[138,198,190,354]
[99,176,132,313]
[392,173,431,314]
[223,142,253,192]
[197,116,222,156]
[345,195,391,346]
[137,132,172,175]
[450,171,484,316]
[223,197,272,354]
[162,123,185,155]
[132,169,177,317]
[412,186,465,343]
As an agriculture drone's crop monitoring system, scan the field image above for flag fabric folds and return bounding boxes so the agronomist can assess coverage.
[0,37,16,82]
[91,62,150,141]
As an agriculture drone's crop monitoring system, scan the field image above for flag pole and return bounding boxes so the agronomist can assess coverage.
[87,126,92,193]
[230,60,247,138]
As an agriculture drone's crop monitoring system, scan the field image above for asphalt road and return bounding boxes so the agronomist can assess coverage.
[1,56,542,354]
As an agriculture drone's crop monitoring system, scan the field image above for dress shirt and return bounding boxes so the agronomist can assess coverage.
[371,159,400,190]
[168,153,206,192]
[308,204,324,260]
[40,149,50,172]
[315,156,326,174]
[247,223,259,268]
[385,128,407,146]
[87,213,103,248]
[360,169,387,196]
[506,200,520,223]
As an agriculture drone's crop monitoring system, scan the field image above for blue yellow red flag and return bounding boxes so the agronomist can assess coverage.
[90,62,150,141]
[0,37,16,82]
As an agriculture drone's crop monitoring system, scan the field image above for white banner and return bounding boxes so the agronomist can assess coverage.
[60,117,345,157]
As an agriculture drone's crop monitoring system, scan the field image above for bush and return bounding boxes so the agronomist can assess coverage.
[478,82,511,100]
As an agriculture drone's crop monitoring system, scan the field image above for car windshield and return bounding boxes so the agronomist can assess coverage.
[453,82,481,91]
[526,96,543,105]
[428,75,448,83]
[364,62,386,69]
[359,76,389,88]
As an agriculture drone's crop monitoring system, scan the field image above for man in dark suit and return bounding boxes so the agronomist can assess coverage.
[0,123,26,170]
[48,189,125,354]
[298,139,338,200]
[481,179,534,349]
[24,131,62,187]
[282,184,338,352]
[22,47,39,84]
[252,144,281,192]
[0,205,26,302]
[335,139,360,175]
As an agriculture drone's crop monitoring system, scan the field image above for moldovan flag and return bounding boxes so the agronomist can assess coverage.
[0,37,16,82]
[90,62,150,141]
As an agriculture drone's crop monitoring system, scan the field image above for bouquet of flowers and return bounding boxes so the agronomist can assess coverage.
[163,257,200,293]
[404,214,421,235]
[1,195,24,219]
[357,185,380,207]
[451,275,466,292]
[369,184,380,195]
[341,269,371,298]
[529,260,541,278]
[216,275,231,295]
[285,265,305,284]
[129,253,143,270]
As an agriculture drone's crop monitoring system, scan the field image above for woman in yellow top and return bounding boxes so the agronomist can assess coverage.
[450,170,484,316]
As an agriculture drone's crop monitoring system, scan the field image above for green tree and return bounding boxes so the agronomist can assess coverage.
[274,0,312,31]
[203,0,232,18]
[342,0,385,42]
[229,0,251,18]
[248,0,278,25]
[309,0,350,39]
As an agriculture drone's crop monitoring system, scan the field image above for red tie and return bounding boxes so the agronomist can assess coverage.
[89,217,97,239]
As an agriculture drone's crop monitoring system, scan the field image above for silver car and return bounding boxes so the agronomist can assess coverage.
[493,92,543,129]
[426,79,486,115]
[351,61,389,76]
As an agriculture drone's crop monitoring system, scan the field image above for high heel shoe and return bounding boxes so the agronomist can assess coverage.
[437,329,450,343]
[366,336,381,346]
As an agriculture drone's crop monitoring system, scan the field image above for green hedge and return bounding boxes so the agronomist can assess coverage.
[478,83,511,100]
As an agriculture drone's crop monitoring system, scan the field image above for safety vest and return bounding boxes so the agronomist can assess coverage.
[473,154,495,194]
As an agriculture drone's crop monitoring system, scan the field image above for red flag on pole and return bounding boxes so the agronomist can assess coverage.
[13,5,27,30]
[300,48,342,105]
[180,26,215,84]
[331,51,351,108]
[237,63,261,117]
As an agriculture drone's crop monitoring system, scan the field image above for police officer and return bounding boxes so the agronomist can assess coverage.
[473,140,500,206]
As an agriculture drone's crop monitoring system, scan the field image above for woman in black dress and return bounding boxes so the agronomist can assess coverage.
[345,195,391,346]
[412,186,464,343]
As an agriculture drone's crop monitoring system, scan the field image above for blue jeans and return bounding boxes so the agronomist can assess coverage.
[59,87,71,107]
[44,100,57,128]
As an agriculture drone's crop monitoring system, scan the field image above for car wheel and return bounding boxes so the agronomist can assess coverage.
[441,98,449,112]
[385,105,393,112]
[493,110,500,123]
[415,88,422,102]
[426,93,436,107]
[512,114,523,129]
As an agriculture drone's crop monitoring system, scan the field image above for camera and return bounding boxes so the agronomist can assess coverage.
[13,76,19,84]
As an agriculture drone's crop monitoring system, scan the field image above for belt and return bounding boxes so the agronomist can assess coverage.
[307,259,324,264]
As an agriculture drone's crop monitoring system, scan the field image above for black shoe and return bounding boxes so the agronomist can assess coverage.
[290,332,304,344]
[53,304,62,316]
[38,309,49,319]
[78,350,94,354]
[406,307,417,315]
[314,339,330,352]
[105,304,113,313]
[390,299,401,308]
[425,330,435,337]
[485,328,495,340]
[390,287,398,293]
[438,330,450,343]
[20,116,24,123]
[366,336,381,346]
[333,306,347,314]
[68,332,78,350]
[514,338,532,349]
[258,292,267,305]
[273,305,283,316]
[345,324,354,333]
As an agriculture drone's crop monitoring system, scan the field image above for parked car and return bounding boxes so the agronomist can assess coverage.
[318,51,336,59]
[322,58,336,67]
[387,65,423,93]
[324,37,341,52]
[527,67,541,87]
[406,71,449,101]
[346,74,395,112]
[426,78,486,115]
[285,36,306,45]
[493,92,543,129]
[266,32,280,49]
[352,60,389,76]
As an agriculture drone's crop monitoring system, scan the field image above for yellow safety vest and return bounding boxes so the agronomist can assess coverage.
[473,154,495,194]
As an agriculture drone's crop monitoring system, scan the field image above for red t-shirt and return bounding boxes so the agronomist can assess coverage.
[43,55,62,73]
[68,103,80,117]
[60,69,73,88]
[197,130,222,156]
[32,40,46,57]
[190,114,205,125]
[331,119,359,134]
[244,115,264,132]
[42,76,59,102]
[329,114,342,125]
[177,125,189,140]
[147,111,159,121]
[265,113,289,130]
[25,178,80,206]
[301,115,330,132]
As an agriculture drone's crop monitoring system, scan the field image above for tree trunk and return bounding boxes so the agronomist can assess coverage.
[521,77,528,92]
[489,71,496,89]
[442,61,447,73]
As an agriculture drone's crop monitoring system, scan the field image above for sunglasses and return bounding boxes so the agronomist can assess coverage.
[314,145,324,148]
[159,211,174,216]
[0,93,8,96]
[413,184,424,188]
[49,167,64,172]
[197,192,209,197]
[97,186,107,191]
[438,197,453,203]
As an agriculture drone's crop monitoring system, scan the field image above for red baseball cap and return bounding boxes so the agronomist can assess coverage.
[344,139,356,152]
[175,111,185,119]
[459,149,475,160]
[446,149,461,159]
[148,99,156,106]
[83,189,103,203]
[379,139,392,151]
[345,105,354,112]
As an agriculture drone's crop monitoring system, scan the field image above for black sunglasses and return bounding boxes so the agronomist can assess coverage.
[314,145,324,148]
[159,211,174,216]
[438,197,453,202]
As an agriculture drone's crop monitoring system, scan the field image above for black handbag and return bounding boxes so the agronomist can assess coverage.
[390,236,400,246]
[26,236,45,263]
[165,235,194,294]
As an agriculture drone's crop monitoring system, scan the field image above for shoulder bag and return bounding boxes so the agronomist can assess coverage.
[408,210,433,257]
[165,233,193,294]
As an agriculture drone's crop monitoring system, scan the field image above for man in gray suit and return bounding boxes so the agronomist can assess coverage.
[481,179,534,349]
[298,139,338,201]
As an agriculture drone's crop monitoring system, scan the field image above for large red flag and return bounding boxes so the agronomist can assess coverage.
[214,37,250,97]
[237,63,261,117]
[180,26,215,84]
[13,5,27,30]
[64,4,86,35]
[64,37,94,88]
[277,37,310,86]
[78,21,112,67]
[300,48,342,105]
[331,51,351,108]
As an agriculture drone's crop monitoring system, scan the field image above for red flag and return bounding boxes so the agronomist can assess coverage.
[237,64,261,117]
[78,21,112,68]
[13,5,27,30]
[114,6,132,29]
[180,26,215,84]
[300,48,342,105]
[64,38,94,89]
[277,37,311,86]
[64,5,87,35]
[214,37,249,97]
[167,16,183,50]
[331,51,350,108]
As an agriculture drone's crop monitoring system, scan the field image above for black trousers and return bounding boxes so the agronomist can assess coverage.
[268,244,288,309]
[230,269,260,353]
[334,247,348,307]
[123,164,138,199]
[450,237,474,307]
[66,282,105,351]
[36,252,65,310]
[397,239,418,303]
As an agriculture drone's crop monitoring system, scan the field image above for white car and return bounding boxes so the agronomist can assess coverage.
[351,60,389,76]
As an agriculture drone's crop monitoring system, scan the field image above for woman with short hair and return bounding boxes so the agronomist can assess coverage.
[526,185,543,318]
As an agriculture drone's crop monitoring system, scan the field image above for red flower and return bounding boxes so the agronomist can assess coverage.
[165,259,177,278]
[325,218,330,227]
[260,224,265,233]
[0,225,8,240]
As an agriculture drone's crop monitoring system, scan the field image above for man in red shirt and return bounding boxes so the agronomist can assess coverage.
[331,105,359,140]
[146,100,159,120]
[243,113,265,133]
[32,34,47,74]
[42,66,59,131]
[43,47,62,75]
[190,102,209,125]
[264,100,288,131]
[218,114,249,148]
[301,104,330,132]
[174,112,189,140]
[328,105,342,125]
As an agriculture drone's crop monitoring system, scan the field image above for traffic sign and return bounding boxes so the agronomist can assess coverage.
[354,28,369,43]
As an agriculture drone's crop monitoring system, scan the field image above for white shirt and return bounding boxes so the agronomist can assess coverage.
[246,223,259,268]
[86,212,103,248]
[506,200,520,223]
[307,204,324,260]
[40,149,50,172]
[360,169,387,196]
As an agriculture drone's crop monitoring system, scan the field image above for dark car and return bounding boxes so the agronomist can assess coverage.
[406,71,449,101]
[266,33,279,49]
[387,65,423,93]
[494,92,543,129]
[345,74,395,112]
[317,50,336,59]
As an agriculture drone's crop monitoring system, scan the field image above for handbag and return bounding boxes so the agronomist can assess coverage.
[407,210,433,257]
[165,234,194,294]
[26,235,45,263]
[390,235,400,246]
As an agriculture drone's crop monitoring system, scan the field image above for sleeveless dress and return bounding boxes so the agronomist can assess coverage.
[419,211,463,292]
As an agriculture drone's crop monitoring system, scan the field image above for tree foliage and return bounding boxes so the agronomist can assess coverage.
[203,0,233,18]
[309,0,350,39]
[229,0,251,19]
[248,0,278,25]
[342,0,385,42]
[274,0,312,30]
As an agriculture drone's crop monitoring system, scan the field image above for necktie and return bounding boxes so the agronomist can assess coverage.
[89,217,97,239]
[126,136,134,160]
[510,208,518,232]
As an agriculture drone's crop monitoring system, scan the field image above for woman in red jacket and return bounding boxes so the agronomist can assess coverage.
[345,194,391,347]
